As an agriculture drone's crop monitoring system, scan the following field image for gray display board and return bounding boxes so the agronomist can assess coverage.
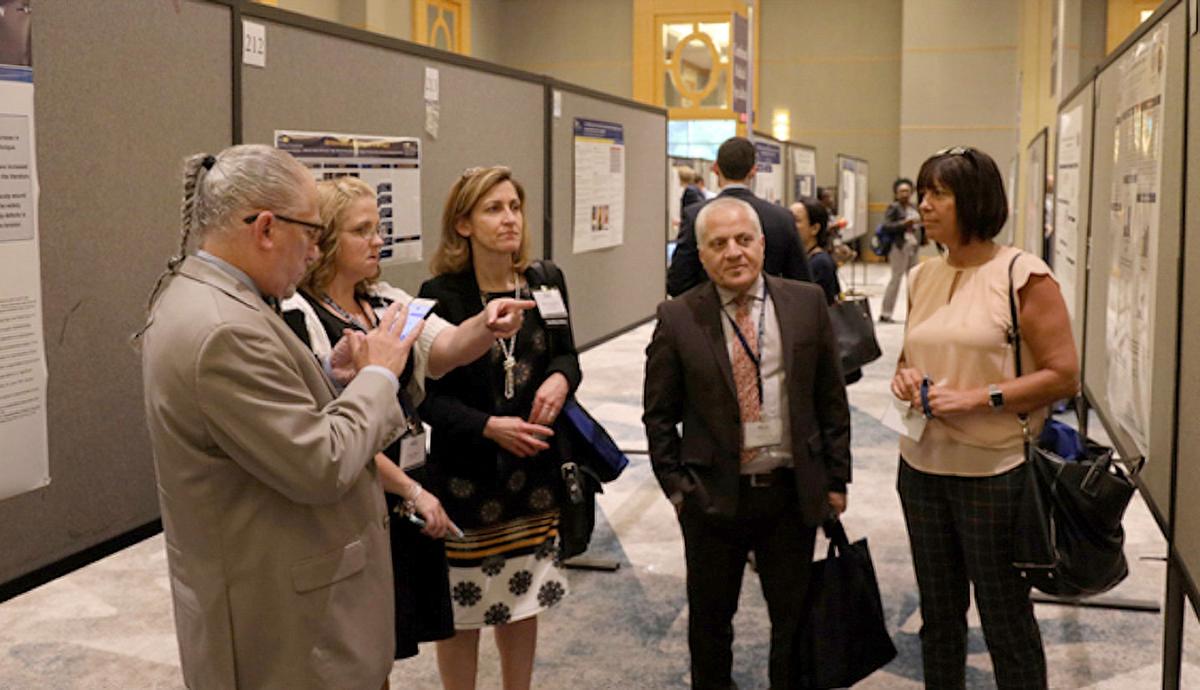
[241,19,545,296]
[1174,1,1200,598]
[0,0,233,585]
[787,142,818,206]
[1052,83,1094,359]
[1083,4,1186,528]
[551,86,666,348]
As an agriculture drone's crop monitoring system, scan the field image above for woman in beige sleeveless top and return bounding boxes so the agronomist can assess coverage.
[891,147,1079,690]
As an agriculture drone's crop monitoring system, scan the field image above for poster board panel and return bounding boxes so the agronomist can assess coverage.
[1023,128,1048,258]
[836,154,869,241]
[1171,2,1200,590]
[553,88,666,346]
[0,0,232,585]
[1053,83,1094,357]
[241,20,545,295]
[1083,5,1185,527]
[788,143,817,206]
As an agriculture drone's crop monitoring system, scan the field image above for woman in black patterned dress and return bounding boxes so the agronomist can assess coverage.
[419,166,581,690]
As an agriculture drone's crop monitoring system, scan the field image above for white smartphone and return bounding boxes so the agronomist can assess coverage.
[399,298,437,339]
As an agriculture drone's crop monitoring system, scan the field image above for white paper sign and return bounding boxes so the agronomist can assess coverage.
[242,21,266,68]
[424,67,439,102]
[0,66,51,501]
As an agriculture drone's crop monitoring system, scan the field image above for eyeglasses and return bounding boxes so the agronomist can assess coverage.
[936,146,973,156]
[243,212,325,239]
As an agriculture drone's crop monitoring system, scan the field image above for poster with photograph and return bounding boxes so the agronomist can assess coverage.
[0,1,50,502]
[1105,24,1168,457]
[275,130,422,264]
[573,118,625,253]
[790,145,817,201]
[751,139,783,205]
[1053,104,1083,323]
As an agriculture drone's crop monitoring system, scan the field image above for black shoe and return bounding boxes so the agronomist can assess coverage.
[879,315,895,324]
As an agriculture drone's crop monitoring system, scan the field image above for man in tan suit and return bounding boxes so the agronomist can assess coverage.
[140,145,480,689]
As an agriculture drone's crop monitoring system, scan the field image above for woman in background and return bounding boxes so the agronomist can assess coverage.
[879,177,923,323]
[419,166,581,690]
[791,196,840,305]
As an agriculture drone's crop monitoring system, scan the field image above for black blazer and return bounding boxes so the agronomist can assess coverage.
[416,268,582,512]
[642,276,851,526]
[667,187,812,297]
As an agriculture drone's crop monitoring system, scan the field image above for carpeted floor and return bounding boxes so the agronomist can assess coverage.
[1,263,1197,689]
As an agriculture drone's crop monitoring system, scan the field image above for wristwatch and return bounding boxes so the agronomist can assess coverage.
[987,384,1005,410]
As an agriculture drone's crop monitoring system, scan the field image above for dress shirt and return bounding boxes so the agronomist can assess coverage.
[715,274,792,473]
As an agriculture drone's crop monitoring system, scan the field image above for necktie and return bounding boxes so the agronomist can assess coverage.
[731,296,761,464]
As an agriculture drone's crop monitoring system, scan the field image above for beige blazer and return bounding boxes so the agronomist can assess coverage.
[141,256,405,689]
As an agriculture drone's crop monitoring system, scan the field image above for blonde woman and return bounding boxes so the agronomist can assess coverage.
[281,175,532,669]
[419,167,581,690]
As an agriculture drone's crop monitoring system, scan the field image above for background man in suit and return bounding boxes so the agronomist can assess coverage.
[644,197,851,690]
[139,145,525,690]
[667,137,811,297]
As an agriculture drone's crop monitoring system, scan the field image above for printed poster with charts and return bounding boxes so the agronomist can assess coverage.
[1053,103,1083,324]
[791,145,817,201]
[275,131,422,264]
[573,118,625,253]
[752,140,783,205]
[1105,23,1168,457]
[0,3,50,501]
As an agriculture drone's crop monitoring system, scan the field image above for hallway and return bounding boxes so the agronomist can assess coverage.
[0,263,1195,689]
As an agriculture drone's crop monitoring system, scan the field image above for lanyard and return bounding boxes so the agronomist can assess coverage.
[723,283,767,404]
[321,293,376,332]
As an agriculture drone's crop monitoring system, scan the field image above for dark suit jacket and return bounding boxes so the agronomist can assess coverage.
[642,276,851,526]
[667,187,812,297]
[680,184,705,219]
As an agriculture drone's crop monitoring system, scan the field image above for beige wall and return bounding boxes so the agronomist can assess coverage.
[262,0,411,40]
[759,0,902,225]
[899,0,1019,182]
[470,0,504,63]
[486,0,634,97]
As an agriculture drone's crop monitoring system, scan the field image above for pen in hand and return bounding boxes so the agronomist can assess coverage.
[407,513,465,539]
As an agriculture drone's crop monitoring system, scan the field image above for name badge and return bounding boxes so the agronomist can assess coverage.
[743,417,783,449]
[532,287,569,325]
[399,431,427,470]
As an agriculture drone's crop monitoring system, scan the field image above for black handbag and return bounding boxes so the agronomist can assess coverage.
[797,519,897,689]
[828,294,882,373]
[1005,254,1135,597]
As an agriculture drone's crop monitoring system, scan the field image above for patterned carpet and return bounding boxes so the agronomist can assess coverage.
[1,264,1198,689]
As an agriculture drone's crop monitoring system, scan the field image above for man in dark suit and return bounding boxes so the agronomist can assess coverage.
[667,137,811,297]
[644,197,851,690]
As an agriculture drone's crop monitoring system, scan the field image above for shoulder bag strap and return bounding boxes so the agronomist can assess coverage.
[1006,252,1032,440]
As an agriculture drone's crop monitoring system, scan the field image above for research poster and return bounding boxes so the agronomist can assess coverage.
[752,140,783,205]
[1105,24,1168,457]
[1023,129,1047,258]
[790,145,816,201]
[275,131,422,264]
[1053,103,1083,324]
[573,118,625,254]
[836,155,869,242]
[0,9,50,502]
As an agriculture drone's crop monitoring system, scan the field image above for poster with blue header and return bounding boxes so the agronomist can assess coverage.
[752,139,783,205]
[0,0,51,502]
[573,118,625,253]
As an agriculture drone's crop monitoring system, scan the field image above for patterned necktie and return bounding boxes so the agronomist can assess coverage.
[731,295,761,464]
